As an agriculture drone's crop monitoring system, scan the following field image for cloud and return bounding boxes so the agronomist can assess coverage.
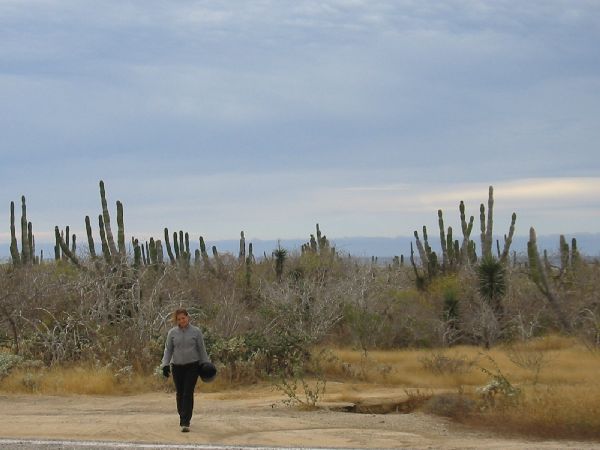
[1,1,599,243]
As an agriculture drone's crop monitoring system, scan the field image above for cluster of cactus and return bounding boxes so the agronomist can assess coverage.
[6,186,328,290]
[411,186,517,283]
[273,241,287,282]
[163,228,192,265]
[527,227,571,331]
[52,180,125,267]
[54,225,80,267]
[238,231,255,288]
[301,223,335,257]
[197,236,212,271]
[392,255,405,267]
[131,237,165,268]
[559,234,580,275]
[9,196,40,265]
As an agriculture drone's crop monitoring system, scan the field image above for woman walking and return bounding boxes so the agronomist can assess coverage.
[161,308,214,432]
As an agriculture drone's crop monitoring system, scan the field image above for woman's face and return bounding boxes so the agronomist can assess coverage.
[176,313,190,328]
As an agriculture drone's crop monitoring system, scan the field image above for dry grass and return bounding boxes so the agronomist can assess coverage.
[2,335,599,439]
[317,336,600,440]
[319,335,597,388]
[474,383,600,440]
[0,365,161,395]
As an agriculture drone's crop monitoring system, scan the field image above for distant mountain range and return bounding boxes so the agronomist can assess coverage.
[4,233,599,262]
[244,233,600,259]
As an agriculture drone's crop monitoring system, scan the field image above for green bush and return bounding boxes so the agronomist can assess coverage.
[0,353,24,379]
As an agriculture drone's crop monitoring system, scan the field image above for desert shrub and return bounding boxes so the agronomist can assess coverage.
[477,354,522,410]
[207,329,310,381]
[271,348,331,409]
[1,226,600,386]
[423,393,477,418]
[504,342,549,384]
[419,351,477,375]
[0,352,24,379]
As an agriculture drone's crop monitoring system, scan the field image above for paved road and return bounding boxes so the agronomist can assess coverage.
[0,439,371,450]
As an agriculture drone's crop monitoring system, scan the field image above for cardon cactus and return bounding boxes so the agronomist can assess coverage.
[9,201,21,265]
[411,186,517,285]
[99,180,118,257]
[527,227,570,332]
[9,196,39,266]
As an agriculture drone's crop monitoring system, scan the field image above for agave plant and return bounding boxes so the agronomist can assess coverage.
[273,242,288,282]
[477,256,507,317]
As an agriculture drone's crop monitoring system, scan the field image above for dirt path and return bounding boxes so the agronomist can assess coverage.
[0,389,595,449]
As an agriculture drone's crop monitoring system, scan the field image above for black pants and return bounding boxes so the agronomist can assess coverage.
[171,362,199,426]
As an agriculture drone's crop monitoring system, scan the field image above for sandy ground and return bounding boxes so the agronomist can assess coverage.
[0,386,597,449]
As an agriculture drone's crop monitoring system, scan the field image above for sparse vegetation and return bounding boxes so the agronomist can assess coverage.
[2,182,600,441]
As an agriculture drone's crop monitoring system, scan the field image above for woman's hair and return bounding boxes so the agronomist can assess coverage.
[172,308,189,324]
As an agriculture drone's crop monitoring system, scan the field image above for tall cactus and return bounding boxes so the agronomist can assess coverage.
[409,242,426,289]
[54,226,81,268]
[99,180,119,257]
[64,226,70,261]
[438,210,448,268]
[484,186,494,259]
[54,232,60,261]
[479,203,487,259]
[199,236,213,272]
[316,223,330,253]
[412,185,515,283]
[559,234,569,273]
[173,231,180,260]
[116,200,125,255]
[9,201,21,265]
[459,201,474,264]
[316,224,322,250]
[9,196,38,266]
[309,234,317,252]
[413,230,429,273]
[85,216,97,259]
[163,228,175,264]
[98,215,111,264]
[20,196,30,265]
[141,242,148,266]
[178,231,185,260]
[239,231,246,262]
[132,238,141,269]
[527,227,570,331]
[571,238,580,265]
[184,232,190,263]
[446,226,455,267]
[212,245,223,273]
[155,239,164,264]
[27,221,34,263]
[149,238,158,265]
[500,213,517,264]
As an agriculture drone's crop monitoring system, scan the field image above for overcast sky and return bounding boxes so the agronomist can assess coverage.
[1,0,599,246]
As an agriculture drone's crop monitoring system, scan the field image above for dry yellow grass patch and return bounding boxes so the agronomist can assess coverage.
[0,362,247,396]
[315,337,600,439]
[472,382,600,439]
[0,365,162,395]
[2,335,599,439]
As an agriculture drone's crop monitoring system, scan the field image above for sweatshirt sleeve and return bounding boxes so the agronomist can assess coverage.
[196,328,210,364]
[161,329,174,367]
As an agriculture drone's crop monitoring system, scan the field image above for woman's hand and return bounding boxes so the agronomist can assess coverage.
[162,365,171,378]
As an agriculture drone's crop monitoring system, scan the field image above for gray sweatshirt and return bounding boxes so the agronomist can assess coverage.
[161,324,211,367]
